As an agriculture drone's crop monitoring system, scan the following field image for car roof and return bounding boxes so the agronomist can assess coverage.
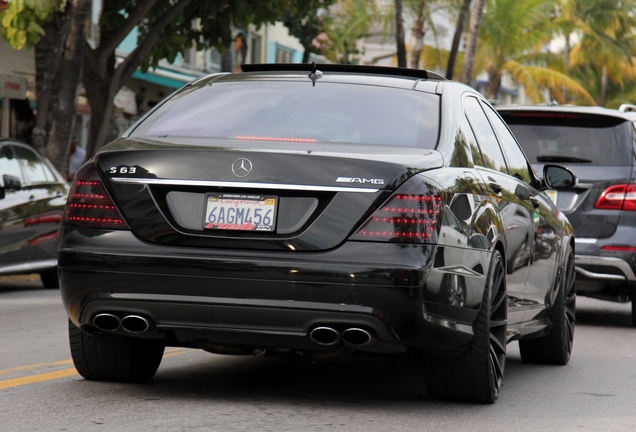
[495,104,636,121]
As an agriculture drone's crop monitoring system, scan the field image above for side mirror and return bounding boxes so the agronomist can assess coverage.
[542,165,576,189]
[1,174,22,199]
[2,174,22,190]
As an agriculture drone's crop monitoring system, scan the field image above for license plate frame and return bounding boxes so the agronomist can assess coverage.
[203,193,277,232]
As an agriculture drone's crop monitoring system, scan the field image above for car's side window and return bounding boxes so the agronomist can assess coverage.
[0,145,23,181]
[12,145,54,184]
[482,103,532,184]
[464,97,507,173]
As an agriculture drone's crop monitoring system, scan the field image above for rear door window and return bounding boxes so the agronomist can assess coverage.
[464,97,508,173]
[482,104,532,184]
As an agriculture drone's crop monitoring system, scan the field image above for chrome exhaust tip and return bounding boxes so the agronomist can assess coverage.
[342,327,373,347]
[92,313,121,332]
[309,326,341,346]
[120,314,152,334]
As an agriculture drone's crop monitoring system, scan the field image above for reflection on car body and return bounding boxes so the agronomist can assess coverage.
[59,64,576,404]
[0,139,69,287]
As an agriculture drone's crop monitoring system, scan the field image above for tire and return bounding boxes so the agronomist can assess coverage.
[519,244,575,365]
[424,250,507,404]
[39,269,59,289]
[69,320,165,383]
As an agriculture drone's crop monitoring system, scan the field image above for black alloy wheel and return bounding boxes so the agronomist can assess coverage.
[424,249,507,403]
[519,244,575,365]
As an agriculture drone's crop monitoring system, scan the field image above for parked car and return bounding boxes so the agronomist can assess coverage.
[497,105,636,325]
[0,139,69,288]
[59,64,576,403]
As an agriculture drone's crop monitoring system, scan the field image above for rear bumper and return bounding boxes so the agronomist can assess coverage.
[575,255,636,282]
[58,229,482,356]
[574,237,636,301]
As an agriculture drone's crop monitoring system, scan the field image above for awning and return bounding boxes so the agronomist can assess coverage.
[132,66,201,89]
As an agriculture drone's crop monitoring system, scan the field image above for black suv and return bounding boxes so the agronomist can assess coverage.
[498,105,636,324]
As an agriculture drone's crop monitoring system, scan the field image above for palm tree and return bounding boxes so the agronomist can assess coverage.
[472,0,594,103]
[565,0,636,106]
[459,0,484,85]
[320,0,377,64]
[446,0,472,79]
[407,0,427,69]
[395,0,407,66]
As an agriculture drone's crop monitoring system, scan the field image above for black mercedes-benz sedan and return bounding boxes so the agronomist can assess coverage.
[59,64,576,403]
[1,140,69,288]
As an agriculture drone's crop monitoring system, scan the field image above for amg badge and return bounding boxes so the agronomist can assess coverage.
[336,177,385,185]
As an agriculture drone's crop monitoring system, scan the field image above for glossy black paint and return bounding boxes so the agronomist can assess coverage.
[59,66,575,397]
[0,140,69,287]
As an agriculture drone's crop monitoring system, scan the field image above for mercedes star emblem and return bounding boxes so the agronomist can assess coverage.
[231,158,253,177]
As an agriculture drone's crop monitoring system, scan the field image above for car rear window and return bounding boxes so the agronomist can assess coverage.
[131,81,440,149]
[500,111,633,165]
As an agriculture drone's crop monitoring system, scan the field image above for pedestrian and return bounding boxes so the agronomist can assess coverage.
[67,137,86,181]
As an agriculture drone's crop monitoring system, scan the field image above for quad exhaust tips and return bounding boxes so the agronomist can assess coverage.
[92,313,153,334]
[309,326,374,348]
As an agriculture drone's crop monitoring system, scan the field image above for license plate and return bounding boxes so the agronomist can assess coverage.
[545,189,558,205]
[203,194,277,231]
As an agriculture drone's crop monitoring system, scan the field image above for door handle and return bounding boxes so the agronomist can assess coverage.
[486,176,503,195]
[489,182,503,195]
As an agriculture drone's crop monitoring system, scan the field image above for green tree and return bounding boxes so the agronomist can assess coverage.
[282,0,336,63]
[2,0,89,171]
[395,0,407,67]
[473,0,594,103]
[565,0,636,106]
[446,0,471,79]
[320,0,377,64]
[86,0,299,156]
[1,0,315,172]
[407,0,428,69]
[459,0,484,84]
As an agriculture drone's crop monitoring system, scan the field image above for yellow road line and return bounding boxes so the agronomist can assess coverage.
[0,348,190,390]
[0,359,74,376]
[0,368,78,390]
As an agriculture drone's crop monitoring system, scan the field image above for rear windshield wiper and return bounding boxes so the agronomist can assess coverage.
[536,155,592,163]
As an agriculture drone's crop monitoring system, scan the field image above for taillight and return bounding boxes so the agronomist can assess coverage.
[64,164,128,229]
[594,184,636,211]
[601,245,636,252]
[351,193,442,243]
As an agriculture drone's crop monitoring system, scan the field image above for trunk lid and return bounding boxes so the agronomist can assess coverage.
[95,137,444,251]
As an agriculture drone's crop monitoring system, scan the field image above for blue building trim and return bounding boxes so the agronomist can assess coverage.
[132,69,198,89]
[267,41,277,63]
